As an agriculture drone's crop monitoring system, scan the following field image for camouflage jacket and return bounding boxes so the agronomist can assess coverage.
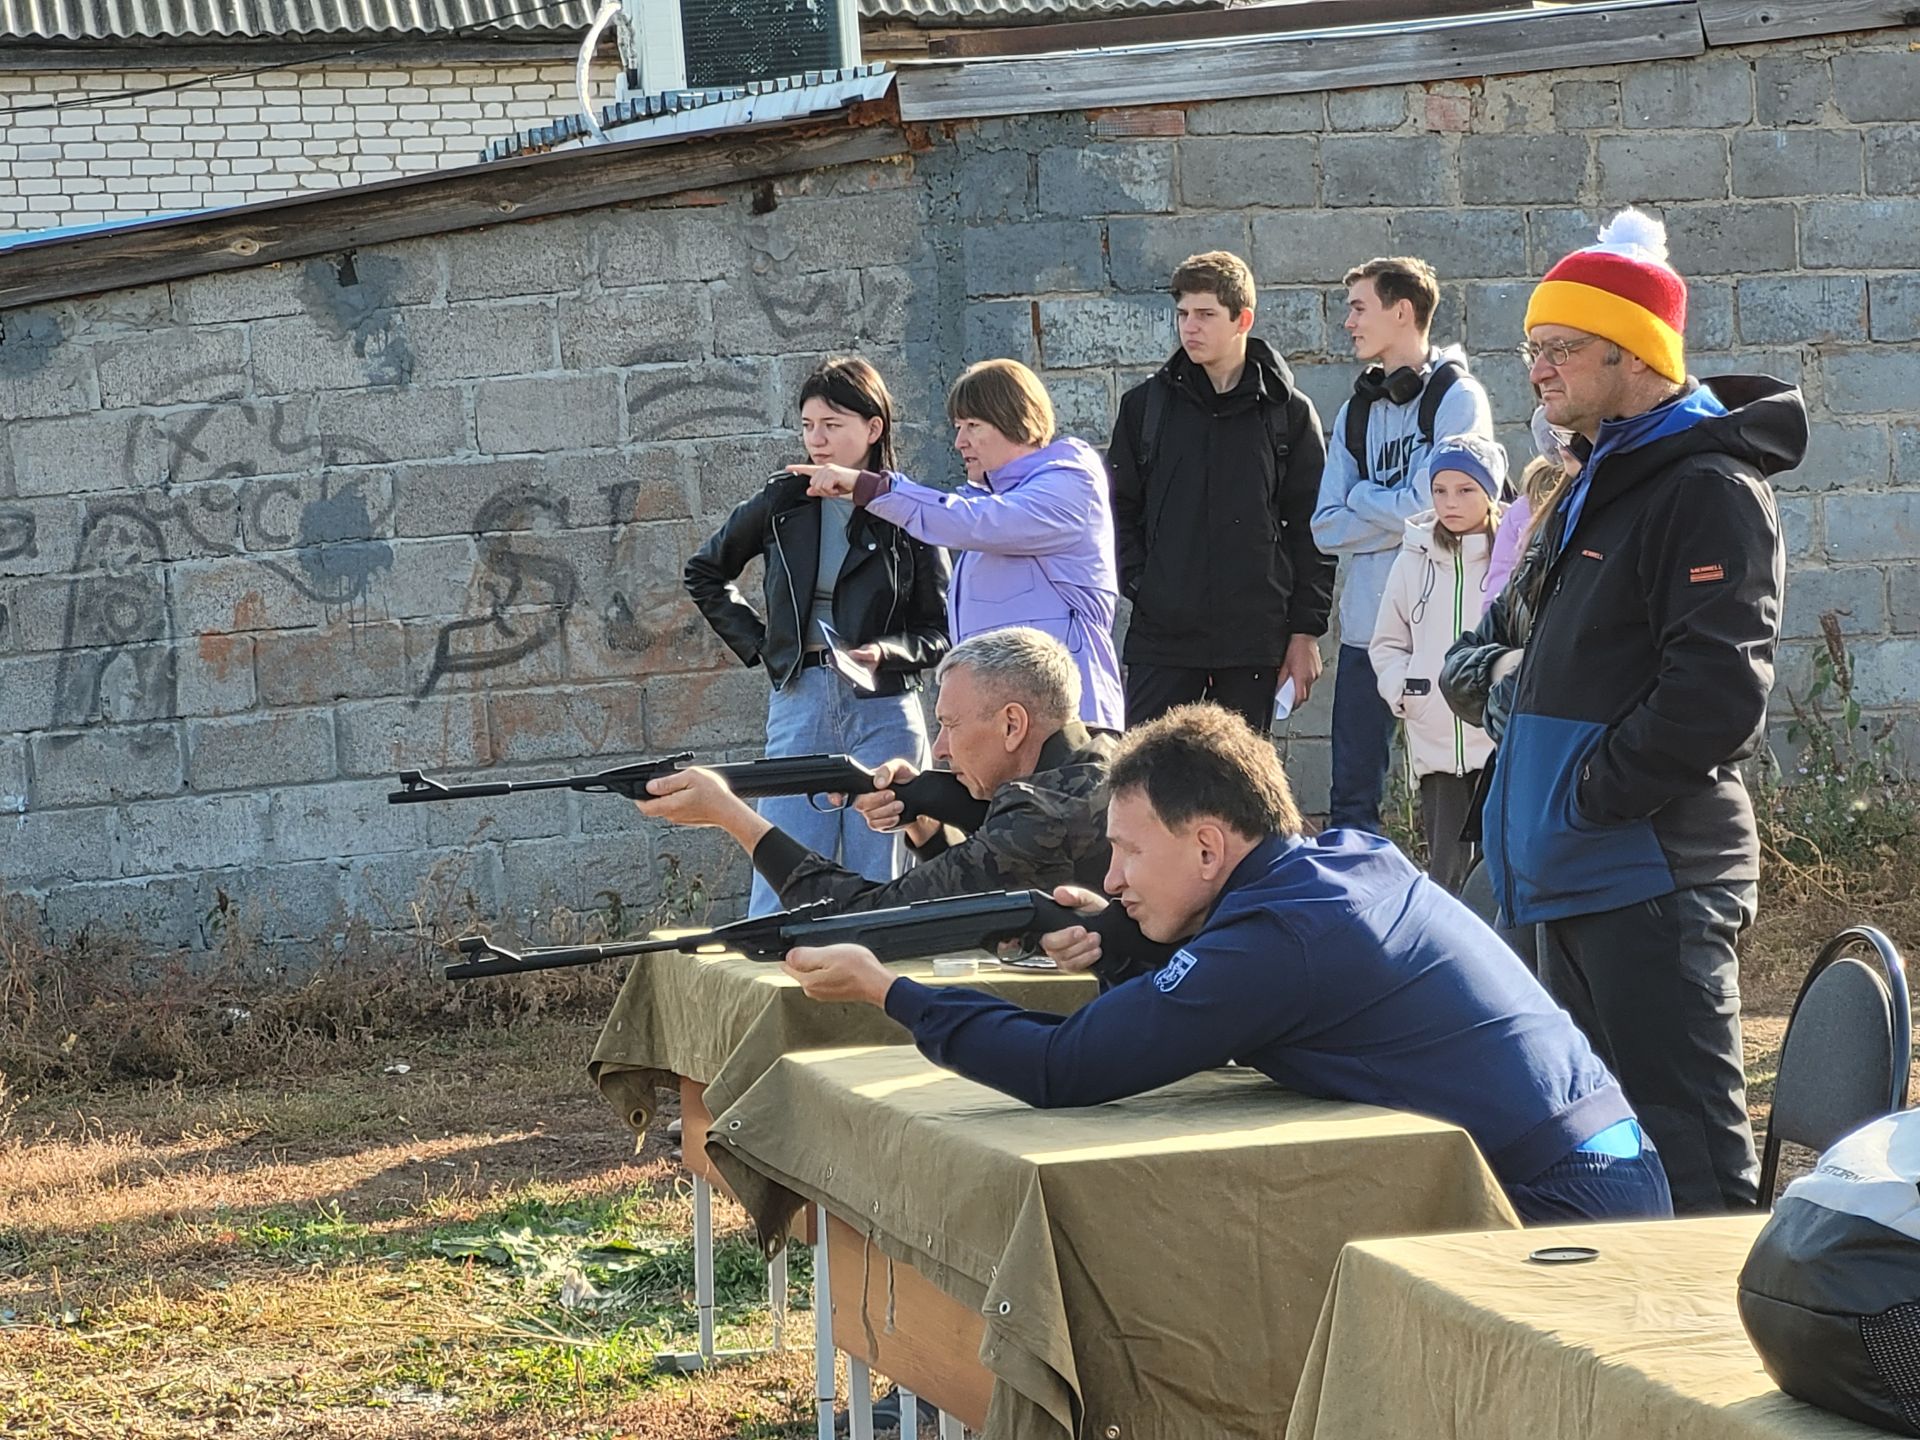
[754,722,1115,913]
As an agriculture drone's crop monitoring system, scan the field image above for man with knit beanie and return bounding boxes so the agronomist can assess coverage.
[1482,208,1807,1213]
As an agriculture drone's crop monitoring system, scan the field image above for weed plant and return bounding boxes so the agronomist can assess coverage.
[1756,613,1920,900]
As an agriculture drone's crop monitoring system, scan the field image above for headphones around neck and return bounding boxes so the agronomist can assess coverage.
[1355,365,1426,406]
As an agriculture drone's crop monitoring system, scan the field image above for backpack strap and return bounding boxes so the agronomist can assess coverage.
[1343,387,1376,481]
[1417,358,1467,447]
[1138,375,1170,482]
[1345,357,1470,481]
[1262,393,1293,525]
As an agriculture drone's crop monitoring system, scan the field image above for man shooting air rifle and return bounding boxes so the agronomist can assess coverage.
[782,703,1676,1225]
[442,888,1091,980]
[633,628,1116,914]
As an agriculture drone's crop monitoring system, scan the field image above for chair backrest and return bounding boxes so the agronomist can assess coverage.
[1458,859,1500,931]
[1760,926,1913,1204]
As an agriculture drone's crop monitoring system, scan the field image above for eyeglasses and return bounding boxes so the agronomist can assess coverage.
[1516,335,1601,368]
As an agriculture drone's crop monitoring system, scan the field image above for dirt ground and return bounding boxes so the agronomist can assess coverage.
[1,890,1911,1439]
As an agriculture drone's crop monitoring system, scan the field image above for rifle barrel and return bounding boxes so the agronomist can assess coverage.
[443,931,702,979]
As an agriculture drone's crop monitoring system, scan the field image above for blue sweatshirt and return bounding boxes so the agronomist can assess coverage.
[1310,345,1495,643]
[884,830,1632,1186]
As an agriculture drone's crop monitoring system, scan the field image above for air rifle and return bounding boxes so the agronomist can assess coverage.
[442,888,1082,980]
[388,752,989,832]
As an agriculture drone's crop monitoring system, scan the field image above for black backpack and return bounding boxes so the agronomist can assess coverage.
[1343,357,1467,480]
[1137,374,1292,516]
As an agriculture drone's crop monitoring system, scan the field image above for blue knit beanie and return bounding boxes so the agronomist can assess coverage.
[1427,434,1508,500]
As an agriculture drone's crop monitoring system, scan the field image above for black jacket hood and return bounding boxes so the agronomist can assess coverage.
[1157,336,1298,411]
[1682,374,1811,478]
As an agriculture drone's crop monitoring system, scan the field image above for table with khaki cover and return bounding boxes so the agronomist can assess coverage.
[706,1043,1523,1440]
[588,948,1098,1140]
[586,944,1098,1416]
[1286,1214,1895,1440]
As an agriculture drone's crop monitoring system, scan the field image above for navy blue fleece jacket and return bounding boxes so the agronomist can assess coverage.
[883,830,1631,1185]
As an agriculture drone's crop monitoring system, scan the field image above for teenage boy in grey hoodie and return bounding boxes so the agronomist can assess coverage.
[1312,255,1495,832]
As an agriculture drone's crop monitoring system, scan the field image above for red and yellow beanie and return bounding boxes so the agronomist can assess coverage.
[1523,208,1688,382]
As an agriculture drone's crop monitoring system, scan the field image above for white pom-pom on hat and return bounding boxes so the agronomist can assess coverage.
[1592,207,1670,264]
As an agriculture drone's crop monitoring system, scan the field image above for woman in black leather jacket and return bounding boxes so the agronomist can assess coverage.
[684,357,951,914]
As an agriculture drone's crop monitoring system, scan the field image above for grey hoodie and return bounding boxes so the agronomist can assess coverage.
[1310,345,1495,643]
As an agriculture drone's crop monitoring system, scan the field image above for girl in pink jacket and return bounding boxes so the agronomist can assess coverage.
[1368,434,1507,893]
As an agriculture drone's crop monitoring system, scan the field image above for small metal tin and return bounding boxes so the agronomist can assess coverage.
[1527,1245,1601,1265]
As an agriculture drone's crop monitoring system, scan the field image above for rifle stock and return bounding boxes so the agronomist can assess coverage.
[443,889,1084,981]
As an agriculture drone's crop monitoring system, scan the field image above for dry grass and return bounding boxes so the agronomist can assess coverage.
[0,1017,826,1440]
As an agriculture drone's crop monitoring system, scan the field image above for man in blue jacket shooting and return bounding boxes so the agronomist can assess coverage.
[785,703,1672,1224]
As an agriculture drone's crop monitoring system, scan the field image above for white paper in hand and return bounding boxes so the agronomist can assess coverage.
[1272,676,1298,724]
[818,620,879,693]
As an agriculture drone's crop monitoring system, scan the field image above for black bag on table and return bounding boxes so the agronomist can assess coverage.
[1738,1109,1920,1435]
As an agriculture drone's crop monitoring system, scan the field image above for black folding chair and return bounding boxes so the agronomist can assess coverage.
[1458,857,1499,929]
[1757,925,1912,1204]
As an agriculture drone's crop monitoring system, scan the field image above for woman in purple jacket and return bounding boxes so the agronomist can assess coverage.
[794,359,1125,731]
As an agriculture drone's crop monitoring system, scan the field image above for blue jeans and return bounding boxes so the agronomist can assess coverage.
[749,665,931,916]
[1505,1140,1675,1224]
[1329,644,1395,833]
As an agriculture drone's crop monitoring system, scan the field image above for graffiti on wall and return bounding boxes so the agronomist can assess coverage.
[1,235,836,735]
[55,503,177,726]
[419,489,581,697]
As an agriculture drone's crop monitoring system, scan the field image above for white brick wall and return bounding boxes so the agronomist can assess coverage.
[0,59,618,234]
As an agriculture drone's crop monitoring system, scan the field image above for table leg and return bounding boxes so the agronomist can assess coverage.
[694,1172,716,1363]
[938,1411,965,1440]
[897,1385,919,1439]
[814,1204,836,1440]
[770,1245,788,1348]
[849,1356,874,1440]
[655,1076,797,1373]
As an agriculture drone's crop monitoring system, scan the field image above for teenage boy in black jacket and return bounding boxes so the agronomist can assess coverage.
[1489,209,1807,1214]
[1108,252,1333,733]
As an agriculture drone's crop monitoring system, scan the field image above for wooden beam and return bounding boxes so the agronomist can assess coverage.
[927,0,1523,61]
[1698,0,1916,45]
[0,120,908,312]
[896,0,1705,121]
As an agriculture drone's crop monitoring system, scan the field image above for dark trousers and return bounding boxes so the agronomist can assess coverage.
[1125,662,1277,736]
[1505,1140,1674,1224]
[1460,858,1541,972]
[1537,883,1761,1214]
[1418,770,1480,895]
[1329,644,1395,832]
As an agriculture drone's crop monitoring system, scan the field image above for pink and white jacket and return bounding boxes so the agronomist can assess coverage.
[1369,512,1497,779]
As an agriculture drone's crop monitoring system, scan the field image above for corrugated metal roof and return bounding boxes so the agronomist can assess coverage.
[0,0,1167,39]
[485,62,891,159]
[0,0,597,40]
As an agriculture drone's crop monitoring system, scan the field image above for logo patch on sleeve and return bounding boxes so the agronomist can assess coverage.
[1688,563,1726,584]
[1153,949,1199,993]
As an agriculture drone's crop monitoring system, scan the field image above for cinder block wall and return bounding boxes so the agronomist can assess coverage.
[941,31,1920,811]
[2,27,1916,950]
[0,154,937,948]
